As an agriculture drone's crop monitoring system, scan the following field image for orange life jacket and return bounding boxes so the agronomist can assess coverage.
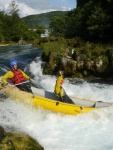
[60,79,63,85]
[10,69,25,84]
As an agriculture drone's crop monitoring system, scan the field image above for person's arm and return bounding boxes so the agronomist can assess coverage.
[1,71,14,85]
[20,70,32,81]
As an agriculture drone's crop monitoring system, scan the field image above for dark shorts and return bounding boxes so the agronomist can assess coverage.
[16,83,33,94]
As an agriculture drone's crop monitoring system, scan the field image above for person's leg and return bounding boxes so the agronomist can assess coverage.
[24,83,33,94]
[60,87,74,104]
[59,87,65,102]
[16,83,33,94]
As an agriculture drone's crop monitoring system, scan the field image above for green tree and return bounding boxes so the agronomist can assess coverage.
[36,25,45,35]
[49,16,66,37]
[65,0,113,43]
[7,0,19,16]
[0,2,38,43]
[87,6,110,41]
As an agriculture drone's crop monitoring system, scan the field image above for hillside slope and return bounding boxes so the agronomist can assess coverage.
[22,11,67,29]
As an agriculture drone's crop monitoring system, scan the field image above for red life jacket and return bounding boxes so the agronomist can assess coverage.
[10,69,25,84]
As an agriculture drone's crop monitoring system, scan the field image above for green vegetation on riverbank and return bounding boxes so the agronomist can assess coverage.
[0,1,39,44]
[0,126,44,150]
[37,37,113,78]
[1,0,113,79]
[35,0,113,79]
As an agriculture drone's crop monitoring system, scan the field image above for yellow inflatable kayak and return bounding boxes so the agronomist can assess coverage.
[0,84,112,115]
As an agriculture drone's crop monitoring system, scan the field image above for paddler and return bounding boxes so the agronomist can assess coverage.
[54,70,74,104]
[54,70,64,101]
[1,60,33,93]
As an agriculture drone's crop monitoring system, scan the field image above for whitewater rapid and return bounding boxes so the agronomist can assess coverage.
[0,57,113,150]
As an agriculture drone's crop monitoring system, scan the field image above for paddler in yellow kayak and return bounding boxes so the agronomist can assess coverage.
[1,60,33,93]
[54,70,74,104]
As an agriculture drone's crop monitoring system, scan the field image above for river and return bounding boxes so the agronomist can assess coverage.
[0,44,113,150]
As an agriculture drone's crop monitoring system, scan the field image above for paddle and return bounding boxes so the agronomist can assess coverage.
[10,80,30,86]
[0,77,39,98]
[5,80,36,98]
[1,79,37,87]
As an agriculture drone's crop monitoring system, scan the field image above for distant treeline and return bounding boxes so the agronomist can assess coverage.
[0,11,39,43]
[0,1,40,43]
[49,0,113,43]
[1,0,113,45]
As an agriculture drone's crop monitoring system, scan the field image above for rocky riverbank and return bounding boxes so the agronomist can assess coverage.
[0,44,9,46]
[0,126,44,150]
[41,46,113,79]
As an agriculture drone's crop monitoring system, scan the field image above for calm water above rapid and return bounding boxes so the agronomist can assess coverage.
[0,44,113,150]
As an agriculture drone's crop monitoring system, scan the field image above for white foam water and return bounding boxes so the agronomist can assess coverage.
[0,59,113,150]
